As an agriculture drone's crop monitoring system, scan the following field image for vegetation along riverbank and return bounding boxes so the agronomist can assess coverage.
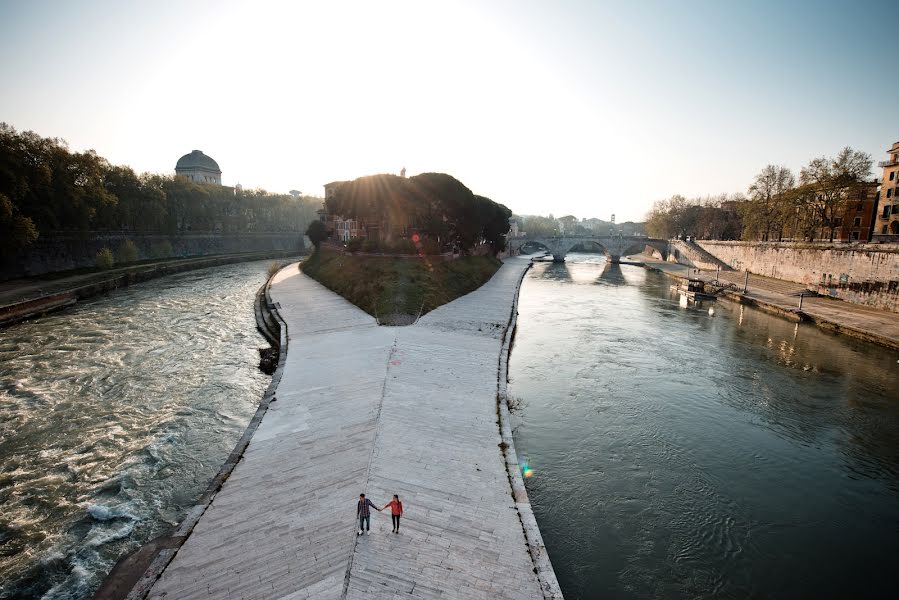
[301,248,501,325]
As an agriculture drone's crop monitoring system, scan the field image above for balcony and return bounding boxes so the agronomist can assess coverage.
[879,159,899,168]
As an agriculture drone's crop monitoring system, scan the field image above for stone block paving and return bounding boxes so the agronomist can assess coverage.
[147,259,546,599]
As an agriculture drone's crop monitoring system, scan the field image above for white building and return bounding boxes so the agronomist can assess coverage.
[175,150,222,185]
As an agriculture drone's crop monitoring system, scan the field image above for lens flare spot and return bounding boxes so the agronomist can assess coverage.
[523,468,534,478]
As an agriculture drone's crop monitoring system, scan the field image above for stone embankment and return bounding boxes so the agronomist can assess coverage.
[644,258,899,351]
[112,257,561,599]
[0,251,298,328]
[696,240,899,313]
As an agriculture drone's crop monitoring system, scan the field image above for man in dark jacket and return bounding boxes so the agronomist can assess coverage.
[356,493,381,535]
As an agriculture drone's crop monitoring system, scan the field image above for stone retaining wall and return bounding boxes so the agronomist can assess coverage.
[2,232,304,280]
[697,241,899,313]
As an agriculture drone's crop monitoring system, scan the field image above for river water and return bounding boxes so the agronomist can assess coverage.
[510,255,899,600]
[0,261,271,600]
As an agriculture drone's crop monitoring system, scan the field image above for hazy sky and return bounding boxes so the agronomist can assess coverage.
[1,0,896,222]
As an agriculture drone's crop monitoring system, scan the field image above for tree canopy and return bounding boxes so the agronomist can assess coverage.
[324,172,511,255]
[0,123,323,254]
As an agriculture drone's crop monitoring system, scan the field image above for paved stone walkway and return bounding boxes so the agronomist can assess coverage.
[642,258,899,350]
[147,258,549,599]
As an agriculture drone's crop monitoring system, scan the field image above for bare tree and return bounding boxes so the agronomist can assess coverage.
[744,165,795,241]
[799,147,872,241]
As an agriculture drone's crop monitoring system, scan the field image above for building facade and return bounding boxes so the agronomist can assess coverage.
[873,141,899,242]
[835,181,879,242]
[175,150,222,185]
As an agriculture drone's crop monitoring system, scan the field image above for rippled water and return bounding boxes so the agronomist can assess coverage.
[0,261,272,599]
[510,255,899,599]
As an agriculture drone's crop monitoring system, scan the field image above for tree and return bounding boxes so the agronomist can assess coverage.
[0,192,39,254]
[743,165,795,241]
[645,199,675,238]
[306,219,328,249]
[475,195,512,255]
[411,173,480,252]
[799,147,872,241]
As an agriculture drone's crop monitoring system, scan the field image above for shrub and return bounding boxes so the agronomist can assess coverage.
[362,239,380,253]
[150,239,173,258]
[95,248,114,270]
[306,220,328,248]
[346,238,363,253]
[266,262,281,278]
[116,239,139,264]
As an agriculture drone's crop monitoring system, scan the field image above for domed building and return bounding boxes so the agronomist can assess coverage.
[175,150,222,185]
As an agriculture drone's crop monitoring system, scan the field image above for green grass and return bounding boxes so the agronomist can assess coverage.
[301,248,501,322]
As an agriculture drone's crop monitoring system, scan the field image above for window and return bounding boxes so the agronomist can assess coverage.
[833,217,842,226]
[893,204,899,215]
[884,205,892,218]
[854,217,861,226]
[889,189,894,198]
[891,171,896,181]
[883,225,889,234]
[851,231,860,241]
[856,202,863,210]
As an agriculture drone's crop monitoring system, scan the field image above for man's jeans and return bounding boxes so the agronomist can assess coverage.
[359,515,370,531]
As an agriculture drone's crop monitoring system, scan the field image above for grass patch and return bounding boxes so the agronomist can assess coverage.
[301,248,501,322]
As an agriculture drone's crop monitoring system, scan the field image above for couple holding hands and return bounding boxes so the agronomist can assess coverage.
[356,493,403,535]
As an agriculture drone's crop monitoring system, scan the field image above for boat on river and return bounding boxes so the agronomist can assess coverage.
[670,277,718,301]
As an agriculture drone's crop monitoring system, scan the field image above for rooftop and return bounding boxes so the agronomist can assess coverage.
[175,150,221,173]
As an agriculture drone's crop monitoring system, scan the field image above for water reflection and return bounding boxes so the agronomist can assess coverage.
[511,254,899,599]
[596,262,627,286]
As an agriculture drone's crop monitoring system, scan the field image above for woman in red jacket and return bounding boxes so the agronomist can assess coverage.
[384,494,403,533]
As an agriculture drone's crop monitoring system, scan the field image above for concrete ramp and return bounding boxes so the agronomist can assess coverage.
[145,259,557,599]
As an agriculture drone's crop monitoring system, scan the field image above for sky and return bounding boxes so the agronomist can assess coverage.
[1,0,897,223]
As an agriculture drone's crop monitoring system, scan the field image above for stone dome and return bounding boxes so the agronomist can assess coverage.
[175,150,221,173]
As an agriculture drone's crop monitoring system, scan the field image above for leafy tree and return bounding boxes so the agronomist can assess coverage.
[306,219,328,249]
[0,192,39,254]
[475,195,512,255]
[410,173,480,252]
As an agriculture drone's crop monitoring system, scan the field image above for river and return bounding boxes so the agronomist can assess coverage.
[509,254,899,599]
[0,261,272,600]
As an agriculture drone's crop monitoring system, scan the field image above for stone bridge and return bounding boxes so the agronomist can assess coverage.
[509,235,670,263]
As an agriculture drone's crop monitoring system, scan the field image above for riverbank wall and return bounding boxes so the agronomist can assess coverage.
[644,261,899,351]
[1,231,305,281]
[109,257,561,599]
[497,263,563,596]
[0,251,300,328]
[695,241,899,313]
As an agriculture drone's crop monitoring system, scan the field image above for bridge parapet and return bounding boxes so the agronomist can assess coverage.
[509,235,670,263]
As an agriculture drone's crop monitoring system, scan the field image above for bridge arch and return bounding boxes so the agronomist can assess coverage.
[510,236,669,263]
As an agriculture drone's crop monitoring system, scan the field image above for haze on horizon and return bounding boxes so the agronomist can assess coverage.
[1,0,896,223]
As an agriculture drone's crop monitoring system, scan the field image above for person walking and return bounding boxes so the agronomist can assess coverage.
[356,493,380,536]
[383,494,403,533]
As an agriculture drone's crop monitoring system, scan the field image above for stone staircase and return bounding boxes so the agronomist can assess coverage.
[714,270,812,297]
[670,240,733,271]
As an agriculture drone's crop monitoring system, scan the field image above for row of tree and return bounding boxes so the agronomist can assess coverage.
[514,214,645,238]
[645,146,875,242]
[644,194,744,240]
[0,123,323,255]
[319,173,512,254]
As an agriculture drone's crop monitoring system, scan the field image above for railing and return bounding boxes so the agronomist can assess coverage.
[878,160,899,168]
